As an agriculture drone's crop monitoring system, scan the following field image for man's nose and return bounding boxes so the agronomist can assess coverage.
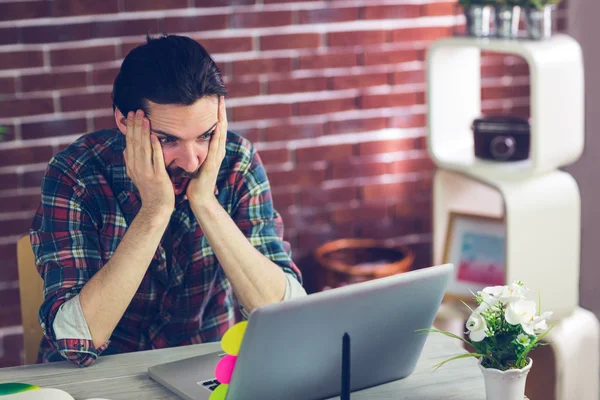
[177,144,200,173]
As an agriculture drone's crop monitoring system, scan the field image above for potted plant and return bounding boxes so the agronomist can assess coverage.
[494,0,525,39]
[524,0,562,39]
[418,281,554,400]
[459,0,497,37]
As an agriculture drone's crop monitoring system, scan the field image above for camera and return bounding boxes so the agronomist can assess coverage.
[472,115,530,162]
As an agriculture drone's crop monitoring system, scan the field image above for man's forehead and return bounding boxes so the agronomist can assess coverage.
[146,98,218,137]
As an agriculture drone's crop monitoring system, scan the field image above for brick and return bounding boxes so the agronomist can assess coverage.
[122,40,146,57]
[22,170,46,189]
[364,5,421,19]
[263,0,319,3]
[330,159,388,180]
[363,49,420,66]
[268,165,326,188]
[0,194,41,213]
[0,97,53,118]
[0,51,44,71]
[0,217,33,237]
[481,84,530,100]
[94,19,160,38]
[328,30,388,47]
[0,244,18,281]
[271,189,295,210]
[21,118,88,140]
[22,23,93,44]
[163,14,227,33]
[296,224,358,255]
[50,44,118,67]
[231,127,260,143]
[299,186,357,207]
[0,28,19,45]
[0,146,53,167]
[0,77,16,94]
[392,70,425,85]
[298,52,357,70]
[421,2,461,16]
[52,0,119,16]
[299,7,359,24]
[330,203,389,224]
[231,57,293,76]
[225,80,261,98]
[256,148,291,166]
[196,0,253,5]
[296,143,354,163]
[124,0,187,11]
[94,115,116,130]
[359,138,418,155]
[0,332,23,367]
[93,66,120,86]
[197,37,254,54]
[0,1,48,21]
[506,62,530,76]
[389,113,426,129]
[260,33,320,51]
[360,92,419,109]
[388,157,436,174]
[21,71,87,92]
[0,172,19,191]
[232,11,293,28]
[231,103,292,122]
[330,73,389,90]
[267,77,328,94]
[392,26,453,42]
[296,97,357,116]
[327,117,388,135]
[481,64,506,79]
[265,123,324,142]
[61,92,112,112]
[358,217,417,239]
[362,181,417,202]
[280,208,328,231]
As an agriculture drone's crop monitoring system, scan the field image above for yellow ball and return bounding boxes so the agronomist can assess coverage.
[221,321,248,355]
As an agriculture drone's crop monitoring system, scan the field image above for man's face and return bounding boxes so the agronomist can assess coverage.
[146,97,219,196]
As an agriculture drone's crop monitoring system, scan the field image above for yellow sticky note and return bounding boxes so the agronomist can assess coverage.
[209,383,229,400]
[221,321,247,355]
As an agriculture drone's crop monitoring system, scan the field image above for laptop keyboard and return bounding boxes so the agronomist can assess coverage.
[199,378,221,392]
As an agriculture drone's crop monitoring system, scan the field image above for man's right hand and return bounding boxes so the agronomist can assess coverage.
[124,109,174,217]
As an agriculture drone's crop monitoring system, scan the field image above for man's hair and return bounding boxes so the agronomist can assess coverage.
[112,34,228,116]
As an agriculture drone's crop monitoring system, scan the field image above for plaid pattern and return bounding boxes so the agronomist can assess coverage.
[30,129,301,367]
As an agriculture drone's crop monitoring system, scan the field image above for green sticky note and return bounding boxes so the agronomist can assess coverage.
[0,383,40,396]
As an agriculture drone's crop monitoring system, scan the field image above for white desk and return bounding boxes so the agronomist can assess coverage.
[0,334,486,399]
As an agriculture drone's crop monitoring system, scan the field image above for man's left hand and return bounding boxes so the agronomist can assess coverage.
[186,96,227,205]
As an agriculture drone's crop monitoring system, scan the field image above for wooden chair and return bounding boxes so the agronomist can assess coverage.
[16,235,44,365]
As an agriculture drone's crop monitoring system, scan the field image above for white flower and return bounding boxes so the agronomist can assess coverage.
[505,300,552,335]
[479,282,528,311]
[524,311,553,335]
[466,312,488,342]
[516,333,531,347]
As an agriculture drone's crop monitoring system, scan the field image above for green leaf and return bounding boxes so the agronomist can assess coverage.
[415,328,472,347]
[433,352,488,371]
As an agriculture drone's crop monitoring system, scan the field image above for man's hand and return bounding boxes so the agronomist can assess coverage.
[186,96,227,206]
[124,109,174,216]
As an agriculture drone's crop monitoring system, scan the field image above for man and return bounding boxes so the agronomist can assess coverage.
[30,34,306,367]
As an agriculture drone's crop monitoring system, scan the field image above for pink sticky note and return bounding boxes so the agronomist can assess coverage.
[215,355,237,384]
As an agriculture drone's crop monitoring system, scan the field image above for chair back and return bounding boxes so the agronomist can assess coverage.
[16,235,44,365]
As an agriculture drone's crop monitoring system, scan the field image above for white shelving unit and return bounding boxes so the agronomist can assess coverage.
[426,33,598,400]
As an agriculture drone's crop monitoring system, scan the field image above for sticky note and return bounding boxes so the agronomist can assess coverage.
[221,321,247,355]
[209,384,229,400]
[215,355,237,384]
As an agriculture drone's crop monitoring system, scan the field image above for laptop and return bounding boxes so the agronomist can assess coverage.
[148,263,454,400]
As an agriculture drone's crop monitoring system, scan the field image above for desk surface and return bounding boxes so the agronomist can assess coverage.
[0,334,486,399]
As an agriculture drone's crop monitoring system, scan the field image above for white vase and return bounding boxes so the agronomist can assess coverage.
[478,358,532,400]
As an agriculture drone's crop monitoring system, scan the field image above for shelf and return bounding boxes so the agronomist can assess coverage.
[426,33,584,178]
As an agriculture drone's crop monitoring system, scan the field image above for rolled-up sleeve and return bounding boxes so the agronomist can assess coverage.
[231,148,303,285]
[30,156,108,367]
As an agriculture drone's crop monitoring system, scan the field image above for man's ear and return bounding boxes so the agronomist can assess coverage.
[114,108,128,136]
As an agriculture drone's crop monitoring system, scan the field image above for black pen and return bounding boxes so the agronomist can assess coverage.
[341,332,350,400]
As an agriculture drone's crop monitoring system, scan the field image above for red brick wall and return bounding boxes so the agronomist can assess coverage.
[0,0,566,367]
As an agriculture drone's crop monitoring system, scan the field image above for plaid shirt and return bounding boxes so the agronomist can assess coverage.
[30,128,302,367]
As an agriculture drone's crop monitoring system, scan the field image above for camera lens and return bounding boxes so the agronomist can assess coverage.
[490,135,516,160]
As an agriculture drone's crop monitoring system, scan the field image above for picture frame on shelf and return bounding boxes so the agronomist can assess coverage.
[443,211,506,301]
